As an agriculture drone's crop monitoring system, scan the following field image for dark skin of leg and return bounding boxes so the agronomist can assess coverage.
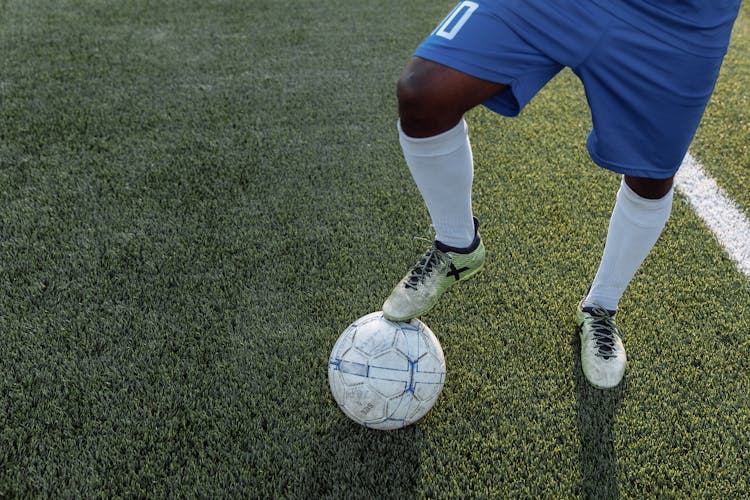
[397,57,674,199]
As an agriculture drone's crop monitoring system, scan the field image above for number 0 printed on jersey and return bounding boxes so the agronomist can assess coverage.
[434,1,479,40]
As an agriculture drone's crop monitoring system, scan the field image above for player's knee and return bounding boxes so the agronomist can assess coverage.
[397,71,454,136]
[397,72,434,121]
[624,175,675,199]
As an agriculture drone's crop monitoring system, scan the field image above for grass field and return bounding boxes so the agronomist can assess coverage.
[1,0,748,497]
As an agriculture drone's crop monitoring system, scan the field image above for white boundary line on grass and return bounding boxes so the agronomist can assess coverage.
[675,153,750,278]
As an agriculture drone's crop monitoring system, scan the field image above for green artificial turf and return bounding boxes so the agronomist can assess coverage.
[692,5,750,210]
[1,0,748,497]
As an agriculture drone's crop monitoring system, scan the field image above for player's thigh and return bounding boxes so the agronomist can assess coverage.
[412,0,563,118]
[397,57,508,120]
[578,24,725,179]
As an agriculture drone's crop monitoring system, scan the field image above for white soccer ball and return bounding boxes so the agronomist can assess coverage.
[328,311,446,430]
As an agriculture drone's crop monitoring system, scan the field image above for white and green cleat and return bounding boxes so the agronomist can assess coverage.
[577,302,627,389]
[383,224,485,322]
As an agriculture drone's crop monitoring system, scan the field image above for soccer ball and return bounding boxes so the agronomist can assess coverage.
[328,311,446,430]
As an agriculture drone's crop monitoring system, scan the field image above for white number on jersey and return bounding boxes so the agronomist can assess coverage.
[434,1,479,41]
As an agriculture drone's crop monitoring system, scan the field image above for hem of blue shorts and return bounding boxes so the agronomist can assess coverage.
[414,46,521,117]
[587,144,680,179]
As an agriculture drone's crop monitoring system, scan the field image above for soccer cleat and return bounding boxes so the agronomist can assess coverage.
[576,302,626,389]
[383,223,485,321]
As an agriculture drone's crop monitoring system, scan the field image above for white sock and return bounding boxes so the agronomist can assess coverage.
[584,178,674,311]
[398,119,475,248]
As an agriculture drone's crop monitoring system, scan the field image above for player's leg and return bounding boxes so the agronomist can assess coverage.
[396,56,507,249]
[574,21,726,388]
[583,174,675,315]
[576,174,675,388]
[383,59,505,321]
[383,2,564,321]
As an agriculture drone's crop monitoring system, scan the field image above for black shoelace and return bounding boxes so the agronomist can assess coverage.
[587,306,621,360]
[404,246,446,290]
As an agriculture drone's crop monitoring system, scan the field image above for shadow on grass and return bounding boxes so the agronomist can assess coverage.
[572,332,626,499]
[304,416,421,498]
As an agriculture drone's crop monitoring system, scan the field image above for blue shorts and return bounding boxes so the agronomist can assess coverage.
[415,0,726,178]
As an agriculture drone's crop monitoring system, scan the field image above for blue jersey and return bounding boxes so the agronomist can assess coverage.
[589,0,742,56]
